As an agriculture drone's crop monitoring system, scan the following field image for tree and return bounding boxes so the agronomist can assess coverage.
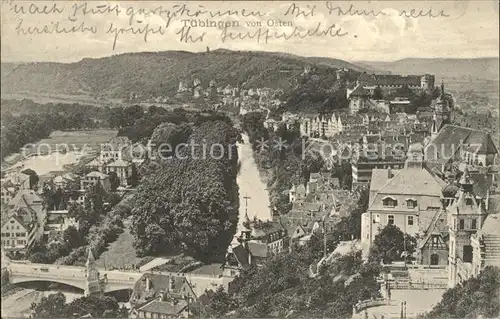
[372,86,383,100]
[31,292,67,318]
[63,225,84,249]
[332,162,352,190]
[127,164,139,187]
[108,171,120,191]
[29,172,40,190]
[31,293,124,318]
[203,286,236,318]
[368,224,417,264]
[130,119,240,262]
[424,266,500,318]
[150,122,192,158]
[29,251,51,264]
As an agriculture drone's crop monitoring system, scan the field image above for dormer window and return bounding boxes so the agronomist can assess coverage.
[406,199,417,209]
[383,197,397,208]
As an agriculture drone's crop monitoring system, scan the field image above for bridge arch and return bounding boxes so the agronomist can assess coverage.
[10,278,85,292]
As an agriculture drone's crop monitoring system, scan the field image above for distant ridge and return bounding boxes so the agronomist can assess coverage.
[357,57,499,81]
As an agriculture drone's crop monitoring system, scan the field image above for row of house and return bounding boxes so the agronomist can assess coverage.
[1,136,145,253]
[1,189,78,252]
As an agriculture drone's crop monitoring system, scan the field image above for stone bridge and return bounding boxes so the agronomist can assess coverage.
[7,261,142,293]
[2,249,230,297]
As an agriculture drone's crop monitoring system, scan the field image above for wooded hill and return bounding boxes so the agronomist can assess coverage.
[1,49,370,100]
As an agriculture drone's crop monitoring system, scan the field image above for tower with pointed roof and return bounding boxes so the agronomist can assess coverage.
[431,81,451,139]
[447,167,487,287]
[85,247,103,296]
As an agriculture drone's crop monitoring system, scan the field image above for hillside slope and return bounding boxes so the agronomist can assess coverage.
[358,58,499,81]
[1,50,369,100]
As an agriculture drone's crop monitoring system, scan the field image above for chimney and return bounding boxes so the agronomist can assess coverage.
[145,276,151,291]
[159,290,166,301]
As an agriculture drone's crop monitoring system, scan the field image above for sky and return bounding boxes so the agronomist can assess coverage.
[1,0,499,63]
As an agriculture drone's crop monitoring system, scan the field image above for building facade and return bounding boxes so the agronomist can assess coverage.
[447,168,497,287]
[361,144,446,255]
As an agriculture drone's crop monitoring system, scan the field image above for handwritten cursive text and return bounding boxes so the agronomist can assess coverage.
[220,22,347,44]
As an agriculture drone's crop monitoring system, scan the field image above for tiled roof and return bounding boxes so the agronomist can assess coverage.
[291,202,322,212]
[350,85,370,97]
[130,273,191,305]
[358,73,422,86]
[425,125,498,165]
[85,171,109,179]
[231,245,251,269]
[477,214,500,267]
[107,159,132,167]
[10,190,42,209]
[247,241,268,258]
[1,214,29,230]
[372,166,446,197]
[138,299,187,315]
[480,214,500,236]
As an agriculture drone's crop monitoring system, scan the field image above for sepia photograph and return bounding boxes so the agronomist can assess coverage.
[0,0,499,318]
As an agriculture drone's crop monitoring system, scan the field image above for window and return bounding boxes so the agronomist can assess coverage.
[470,218,477,229]
[407,216,414,226]
[459,219,465,230]
[388,215,395,225]
[383,197,397,207]
[463,245,473,263]
[406,199,417,209]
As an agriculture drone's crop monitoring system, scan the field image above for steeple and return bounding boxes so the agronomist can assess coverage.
[86,247,95,267]
[84,247,102,296]
[440,80,445,97]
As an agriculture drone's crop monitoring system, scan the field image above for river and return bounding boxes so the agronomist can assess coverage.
[1,288,82,318]
[236,134,272,233]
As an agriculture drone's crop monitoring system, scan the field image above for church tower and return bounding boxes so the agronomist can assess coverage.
[431,81,451,139]
[85,247,103,296]
[447,168,487,287]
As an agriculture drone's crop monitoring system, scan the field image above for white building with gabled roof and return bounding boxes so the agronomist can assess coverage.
[362,144,447,256]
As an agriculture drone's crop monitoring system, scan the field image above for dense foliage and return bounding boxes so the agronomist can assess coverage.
[423,266,500,318]
[203,237,380,318]
[26,182,125,265]
[277,69,351,114]
[30,292,128,318]
[330,188,369,242]
[0,99,108,159]
[130,116,241,262]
